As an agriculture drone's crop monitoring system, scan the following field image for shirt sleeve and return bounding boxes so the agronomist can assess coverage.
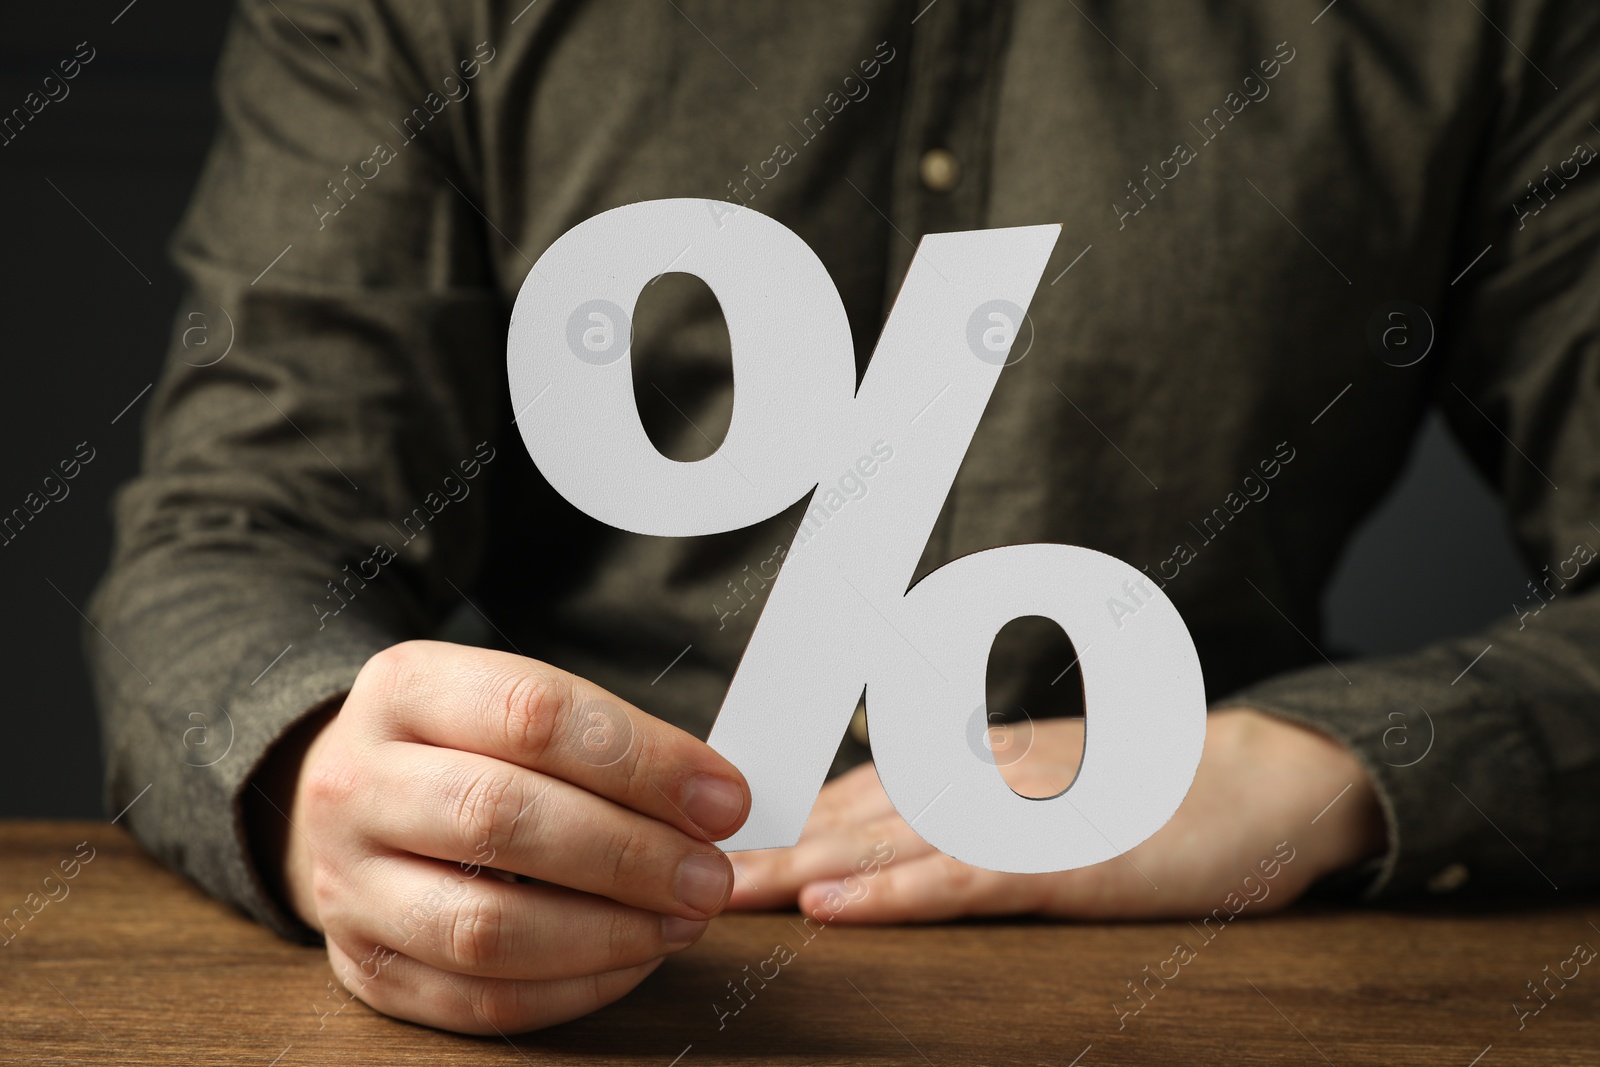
[85,0,504,940]
[1228,0,1600,899]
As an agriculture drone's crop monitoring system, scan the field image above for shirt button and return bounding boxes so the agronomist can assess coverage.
[848,702,870,746]
[919,148,961,193]
[1426,863,1470,893]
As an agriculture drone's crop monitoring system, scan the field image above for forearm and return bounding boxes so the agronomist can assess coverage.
[1228,592,1600,898]
[89,543,409,939]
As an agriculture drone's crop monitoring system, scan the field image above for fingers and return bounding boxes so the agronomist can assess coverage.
[324,931,663,1036]
[802,760,896,828]
[350,641,749,841]
[362,743,733,919]
[728,815,927,910]
[722,750,1068,921]
[798,851,1055,923]
[725,761,901,909]
[323,852,707,982]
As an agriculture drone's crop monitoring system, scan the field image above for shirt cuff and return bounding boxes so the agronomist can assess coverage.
[1220,652,1558,900]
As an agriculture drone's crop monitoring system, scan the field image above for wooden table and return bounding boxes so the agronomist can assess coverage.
[2,821,1595,1065]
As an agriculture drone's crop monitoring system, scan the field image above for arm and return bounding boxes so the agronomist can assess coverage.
[87,0,501,940]
[729,0,1600,918]
[88,0,754,1035]
[1228,0,1600,900]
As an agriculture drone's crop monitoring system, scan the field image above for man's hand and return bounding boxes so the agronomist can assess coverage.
[248,640,750,1035]
[726,708,1387,921]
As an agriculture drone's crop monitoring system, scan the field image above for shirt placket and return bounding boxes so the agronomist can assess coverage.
[883,0,1016,575]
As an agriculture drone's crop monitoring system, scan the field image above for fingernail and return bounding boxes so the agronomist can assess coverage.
[674,853,732,915]
[681,775,745,836]
[804,881,853,916]
[807,880,846,902]
[660,914,709,949]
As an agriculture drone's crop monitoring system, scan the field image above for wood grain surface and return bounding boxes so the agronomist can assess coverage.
[1,821,1595,1065]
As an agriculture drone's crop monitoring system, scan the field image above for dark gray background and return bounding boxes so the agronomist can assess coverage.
[0,1,1531,818]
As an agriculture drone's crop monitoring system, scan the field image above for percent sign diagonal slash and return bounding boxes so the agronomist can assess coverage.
[507,199,1207,875]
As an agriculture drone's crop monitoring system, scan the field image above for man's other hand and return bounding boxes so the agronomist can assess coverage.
[726,708,1386,922]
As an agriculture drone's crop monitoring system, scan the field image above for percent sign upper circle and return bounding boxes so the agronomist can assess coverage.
[507,199,1207,874]
[510,200,856,538]
[565,299,631,366]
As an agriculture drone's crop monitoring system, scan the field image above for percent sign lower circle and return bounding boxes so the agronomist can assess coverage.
[507,198,1206,874]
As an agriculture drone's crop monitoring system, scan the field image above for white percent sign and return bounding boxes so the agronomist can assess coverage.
[508,199,1205,874]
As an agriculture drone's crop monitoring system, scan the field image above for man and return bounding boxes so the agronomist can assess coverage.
[89,0,1599,1035]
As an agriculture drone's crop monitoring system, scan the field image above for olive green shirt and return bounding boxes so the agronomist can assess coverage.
[89,0,1600,941]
